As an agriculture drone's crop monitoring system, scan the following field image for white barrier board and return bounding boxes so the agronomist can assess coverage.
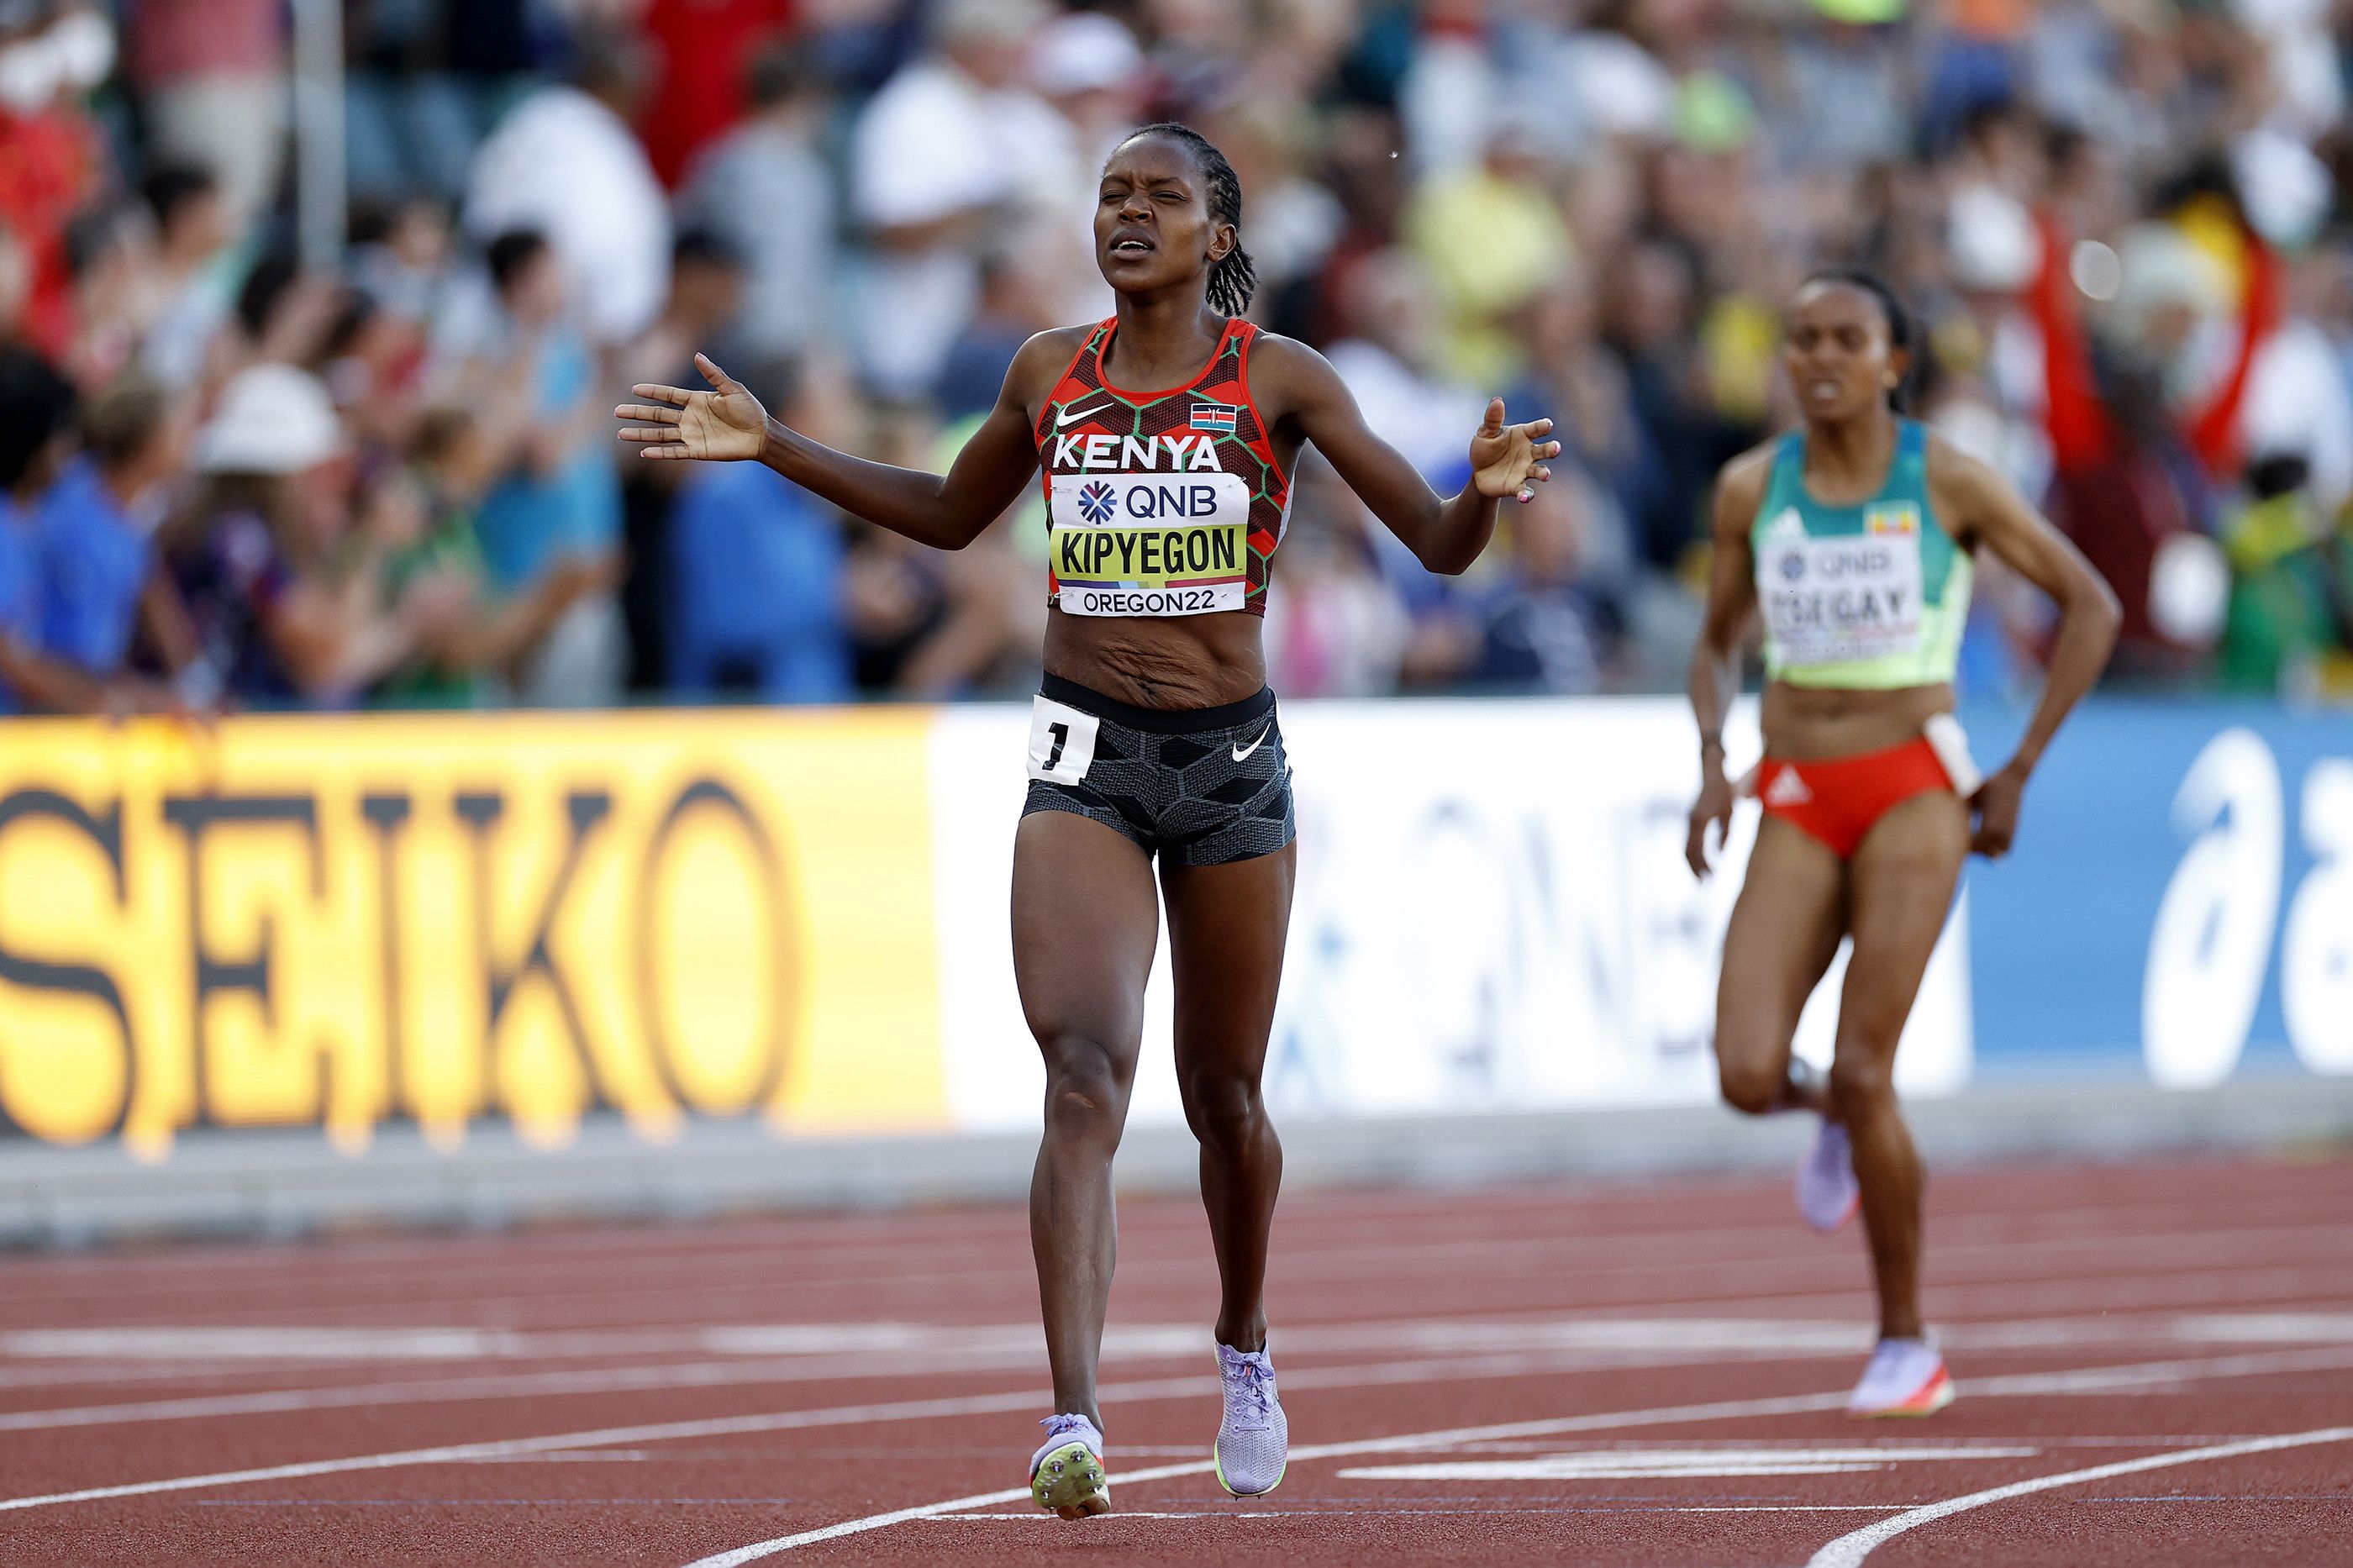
[930,699,1971,1134]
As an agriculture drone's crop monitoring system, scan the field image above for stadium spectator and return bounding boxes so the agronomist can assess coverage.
[0,9,102,365]
[137,164,235,392]
[366,413,621,708]
[666,357,855,703]
[1403,113,1574,390]
[1262,460,1412,698]
[344,0,473,206]
[466,229,628,706]
[849,0,1076,397]
[1324,249,1487,487]
[0,347,165,714]
[634,0,797,189]
[463,29,671,348]
[124,0,286,229]
[350,197,461,336]
[162,362,459,708]
[840,399,1036,697]
[676,40,840,362]
[34,376,186,688]
[616,229,751,688]
[933,245,1063,423]
[1454,469,1619,695]
[1029,10,1149,318]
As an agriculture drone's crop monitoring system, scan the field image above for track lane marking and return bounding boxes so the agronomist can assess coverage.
[677,1391,1865,1564]
[16,1307,2353,1434]
[24,1211,2345,1326]
[13,1304,2353,1434]
[0,1346,1824,1513]
[5,1344,2345,1523]
[671,1346,2353,1563]
[1804,1424,2353,1567]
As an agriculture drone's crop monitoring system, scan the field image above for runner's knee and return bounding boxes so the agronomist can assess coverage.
[1718,1057,1787,1117]
[1040,1034,1134,1143]
[1178,1066,1267,1149]
[1828,1050,1895,1113]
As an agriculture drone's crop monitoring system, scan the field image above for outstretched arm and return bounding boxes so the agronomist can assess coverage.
[1255,338,1557,576]
[1934,441,2120,857]
[618,343,1058,551]
[1685,453,1767,877]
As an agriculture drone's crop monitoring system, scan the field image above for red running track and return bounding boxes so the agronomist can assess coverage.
[0,1155,2348,1565]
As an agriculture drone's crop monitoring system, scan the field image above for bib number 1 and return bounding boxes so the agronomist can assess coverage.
[1028,697,1100,785]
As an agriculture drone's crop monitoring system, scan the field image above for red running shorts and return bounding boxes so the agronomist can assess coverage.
[1754,736,1961,860]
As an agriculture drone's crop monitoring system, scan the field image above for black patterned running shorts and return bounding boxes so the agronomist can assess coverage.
[1020,674,1297,867]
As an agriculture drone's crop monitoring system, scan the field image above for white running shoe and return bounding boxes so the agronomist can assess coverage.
[1029,1413,1109,1518]
[1797,1118,1861,1233]
[1213,1342,1288,1497]
[1846,1337,1955,1418]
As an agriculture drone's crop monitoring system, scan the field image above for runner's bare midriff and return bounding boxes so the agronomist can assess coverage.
[1045,607,1268,710]
[1761,681,1955,762]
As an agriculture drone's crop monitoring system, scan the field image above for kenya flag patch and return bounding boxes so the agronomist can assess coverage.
[1190,403,1239,434]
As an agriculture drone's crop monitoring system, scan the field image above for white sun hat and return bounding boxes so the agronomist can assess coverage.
[196,363,347,475]
[1033,12,1142,97]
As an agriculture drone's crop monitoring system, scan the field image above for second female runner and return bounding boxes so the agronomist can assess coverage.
[1687,270,2119,1416]
[619,121,1556,1516]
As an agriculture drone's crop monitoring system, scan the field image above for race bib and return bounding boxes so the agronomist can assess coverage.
[1050,472,1251,618]
[1758,511,1924,667]
[1027,696,1099,784]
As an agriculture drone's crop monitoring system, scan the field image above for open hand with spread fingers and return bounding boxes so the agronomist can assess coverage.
[615,353,770,462]
[1467,398,1561,504]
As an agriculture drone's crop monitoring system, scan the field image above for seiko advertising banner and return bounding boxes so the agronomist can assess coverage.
[0,711,948,1155]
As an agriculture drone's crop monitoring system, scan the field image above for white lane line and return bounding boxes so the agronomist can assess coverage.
[0,1350,1050,1434]
[0,1322,1068,1363]
[678,1390,1865,1565]
[18,1308,2353,1434]
[1804,1425,2353,1568]
[45,1212,2349,1332]
[675,1345,2353,1565]
[1336,1445,2040,1481]
[0,1333,1856,1434]
[7,1339,2348,1527]
[0,1398,1042,1516]
[0,1346,1768,1513]
[929,1504,1907,1519]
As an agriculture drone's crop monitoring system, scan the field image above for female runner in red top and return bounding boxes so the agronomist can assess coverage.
[619,121,1556,1517]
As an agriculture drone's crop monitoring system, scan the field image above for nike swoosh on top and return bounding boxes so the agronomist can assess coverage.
[1231,729,1270,762]
[1055,401,1114,429]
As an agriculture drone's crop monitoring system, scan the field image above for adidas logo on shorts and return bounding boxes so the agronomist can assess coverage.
[1765,768,1813,807]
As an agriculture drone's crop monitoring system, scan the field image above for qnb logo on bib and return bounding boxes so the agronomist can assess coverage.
[1052,472,1253,618]
[1761,532,1924,666]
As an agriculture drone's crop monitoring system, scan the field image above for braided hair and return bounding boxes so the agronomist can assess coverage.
[1115,121,1257,318]
[1798,266,1914,410]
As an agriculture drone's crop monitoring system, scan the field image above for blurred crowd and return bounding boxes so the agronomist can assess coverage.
[2,0,2352,715]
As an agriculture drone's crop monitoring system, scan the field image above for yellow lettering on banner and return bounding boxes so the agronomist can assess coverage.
[0,711,947,1155]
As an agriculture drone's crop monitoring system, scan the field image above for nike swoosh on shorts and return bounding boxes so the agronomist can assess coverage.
[1055,401,1112,428]
[1232,729,1269,762]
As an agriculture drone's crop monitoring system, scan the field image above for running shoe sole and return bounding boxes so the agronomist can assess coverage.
[1213,1439,1286,1498]
[1031,1439,1110,1518]
[1850,1365,1956,1418]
